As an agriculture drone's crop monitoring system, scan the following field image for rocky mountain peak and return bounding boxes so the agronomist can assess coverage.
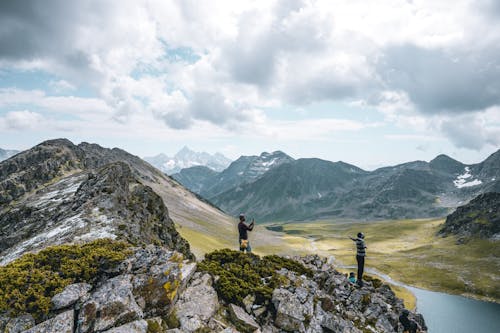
[429,154,464,174]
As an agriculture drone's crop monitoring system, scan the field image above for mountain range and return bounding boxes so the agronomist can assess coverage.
[0,148,19,162]
[144,146,231,175]
[173,150,500,221]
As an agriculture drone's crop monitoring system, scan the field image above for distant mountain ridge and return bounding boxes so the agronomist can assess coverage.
[144,146,231,174]
[0,148,19,162]
[173,149,500,221]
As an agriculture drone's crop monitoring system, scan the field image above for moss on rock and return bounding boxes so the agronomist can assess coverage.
[0,239,131,321]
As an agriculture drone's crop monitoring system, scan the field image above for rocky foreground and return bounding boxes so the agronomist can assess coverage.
[0,245,425,333]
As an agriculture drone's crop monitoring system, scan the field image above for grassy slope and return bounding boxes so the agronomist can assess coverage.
[264,218,500,303]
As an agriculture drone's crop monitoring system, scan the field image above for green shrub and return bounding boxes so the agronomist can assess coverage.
[197,249,313,306]
[0,239,131,321]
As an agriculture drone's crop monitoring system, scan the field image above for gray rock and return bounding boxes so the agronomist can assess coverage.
[321,314,362,333]
[174,273,219,332]
[272,288,311,332]
[180,262,197,288]
[376,316,396,333]
[79,274,143,333]
[4,314,35,333]
[22,310,74,333]
[51,283,92,310]
[228,304,260,333]
[102,319,148,333]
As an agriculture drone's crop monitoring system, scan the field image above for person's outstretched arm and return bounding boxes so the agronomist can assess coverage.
[248,219,255,231]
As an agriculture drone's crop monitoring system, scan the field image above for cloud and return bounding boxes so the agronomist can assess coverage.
[0,110,44,130]
[1,0,500,152]
[440,109,500,150]
[378,44,500,113]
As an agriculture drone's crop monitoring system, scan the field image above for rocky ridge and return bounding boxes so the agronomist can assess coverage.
[0,139,241,263]
[438,192,500,242]
[0,248,426,333]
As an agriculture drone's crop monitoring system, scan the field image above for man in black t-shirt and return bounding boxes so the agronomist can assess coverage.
[238,214,254,252]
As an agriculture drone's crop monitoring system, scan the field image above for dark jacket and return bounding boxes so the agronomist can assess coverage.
[238,221,254,240]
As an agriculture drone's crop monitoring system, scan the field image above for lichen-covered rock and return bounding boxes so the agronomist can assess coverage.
[228,304,260,333]
[101,319,148,333]
[174,273,219,332]
[79,274,143,333]
[22,310,74,333]
[51,283,92,310]
[3,314,35,333]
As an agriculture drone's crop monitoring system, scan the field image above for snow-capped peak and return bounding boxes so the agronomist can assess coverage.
[144,147,232,174]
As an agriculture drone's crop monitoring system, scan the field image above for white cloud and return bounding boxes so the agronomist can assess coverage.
[0,110,45,130]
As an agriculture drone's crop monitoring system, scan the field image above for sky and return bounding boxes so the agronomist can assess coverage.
[0,0,499,170]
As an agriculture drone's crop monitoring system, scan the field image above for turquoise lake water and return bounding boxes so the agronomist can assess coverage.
[408,287,500,333]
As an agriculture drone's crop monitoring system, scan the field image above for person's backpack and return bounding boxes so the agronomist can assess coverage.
[240,239,249,249]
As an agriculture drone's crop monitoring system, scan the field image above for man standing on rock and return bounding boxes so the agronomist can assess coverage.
[238,214,254,253]
[350,232,366,286]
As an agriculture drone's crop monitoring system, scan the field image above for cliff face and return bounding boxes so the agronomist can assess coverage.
[438,192,500,242]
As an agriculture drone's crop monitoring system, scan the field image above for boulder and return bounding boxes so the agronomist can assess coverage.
[174,273,219,332]
[3,314,34,333]
[78,274,143,333]
[51,283,92,310]
[22,310,74,333]
[228,304,260,333]
[102,319,148,333]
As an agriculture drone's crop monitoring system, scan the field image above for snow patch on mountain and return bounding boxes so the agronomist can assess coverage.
[454,167,483,188]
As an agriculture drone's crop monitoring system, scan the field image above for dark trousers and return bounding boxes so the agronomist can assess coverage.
[356,255,365,282]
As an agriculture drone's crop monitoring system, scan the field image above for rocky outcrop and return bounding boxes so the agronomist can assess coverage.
[438,192,500,242]
[0,160,193,264]
[1,245,427,333]
[1,245,193,333]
